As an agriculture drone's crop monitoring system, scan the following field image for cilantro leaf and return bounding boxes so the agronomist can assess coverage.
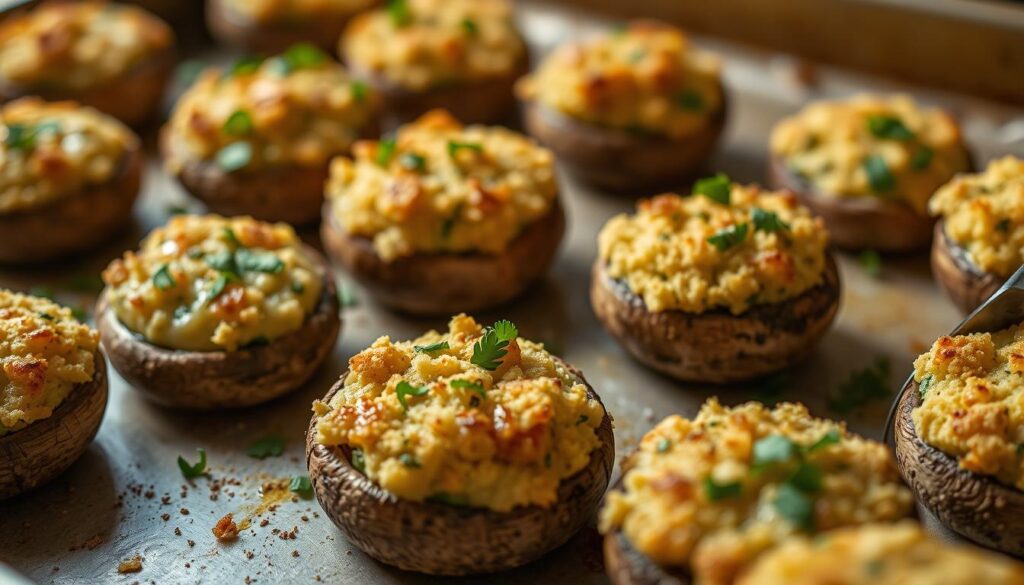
[858,250,882,278]
[863,155,895,193]
[753,435,798,467]
[447,140,483,158]
[399,152,426,172]
[693,173,731,204]
[396,381,429,411]
[470,320,518,370]
[808,428,841,452]
[788,462,824,493]
[773,482,815,530]
[461,17,477,35]
[703,477,742,501]
[450,378,486,400]
[208,272,233,300]
[288,475,313,497]
[414,341,449,354]
[918,374,934,397]
[216,142,252,172]
[752,208,790,233]
[866,115,914,141]
[376,138,396,167]
[350,448,366,472]
[178,448,207,479]
[223,110,253,136]
[234,249,284,273]
[387,0,411,27]
[247,435,285,459]
[399,453,421,468]
[152,264,176,290]
[351,80,368,103]
[228,56,262,77]
[707,223,749,251]
[911,146,933,171]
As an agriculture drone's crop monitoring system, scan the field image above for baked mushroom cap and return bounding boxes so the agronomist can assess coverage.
[305,359,615,576]
[0,349,108,500]
[893,379,1024,557]
[0,145,142,265]
[768,156,935,252]
[591,254,840,384]
[206,0,370,54]
[97,246,341,410]
[930,220,1003,313]
[321,198,565,315]
[521,85,726,193]
[605,524,688,585]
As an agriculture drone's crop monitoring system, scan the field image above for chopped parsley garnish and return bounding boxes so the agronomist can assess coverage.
[246,435,285,459]
[152,264,176,290]
[4,121,60,151]
[910,146,933,171]
[707,223,749,251]
[350,448,366,472]
[827,356,892,415]
[773,482,815,530]
[223,110,253,136]
[470,320,518,370]
[267,43,328,76]
[693,173,731,204]
[866,115,914,141]
[447,140,484,158]
[450,379,486,400]
[291,281,305,294]
[656,438,672,453]
[788,462,824,492]
[399,453,421,468]
[216,142,253,172]
[376,138,396,167]
[752,208,790,233]
[441,203,463,239]
[399,152,426,172]
[167,204,188,216]
[209,272,233,299]
[396,381,430,411]
[675,89,705,111]
[223,227,242,247]
[228,56,263,77]
[808,428,841,452]
[858,250,882,278]
[863,155,895,193]
[702,477,742,501]
[414,341,450,354]
[288,475,313,497]
[461,17,477,35]
[37,312,54,321]
[752,434,798,467]
[918,374,934,397]
[177,448,207,479]
[70,306,88,322]
[235,249,284,273]
[351,80,368,104]
[387,0,411,27]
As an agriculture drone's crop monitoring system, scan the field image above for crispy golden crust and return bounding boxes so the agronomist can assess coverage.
[0,146,141,265]
[320,198,565,315]
[306,358,614,575]
[590,254,840,383]
[0,349,107,500]
[931,220,1003,313]
[521,87,726,193]
[96,246,341,409]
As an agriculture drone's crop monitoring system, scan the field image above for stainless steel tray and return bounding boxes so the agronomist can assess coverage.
[1,2,1022,583]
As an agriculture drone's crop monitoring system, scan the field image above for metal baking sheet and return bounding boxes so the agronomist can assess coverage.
[1,2,1022,583]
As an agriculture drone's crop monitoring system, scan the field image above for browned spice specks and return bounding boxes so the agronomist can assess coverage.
[291,550,299,558]
[174,528,182,536]
[180,508,190,516]
[212,513,239,542]
[187,540,195,547]
[161,513,170,521]
[245,550,255,560]
[117,555,143,574]
[259,519,269,527]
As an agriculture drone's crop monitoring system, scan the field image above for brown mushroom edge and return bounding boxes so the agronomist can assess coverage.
[0,49,175,127]
[520,85,727,194]
[930,220,1004,314]
[346,53,529,129]
[206,0,365,54]
[590,254,840,384]
[320,198,565,315]
[894,378,1024,557]
[0,145,142,265]
[768,155,936,253]
[0,349,108,500]
[96,246,341,410]
[305,359,615,576]
[603,474,690,585]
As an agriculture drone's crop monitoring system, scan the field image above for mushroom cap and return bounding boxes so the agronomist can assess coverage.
[305,359,615,576]
[604,529,689,585]
[767,155,935,252]
[96,245,341,410]
[320,198,565,315]
[590,254,840,384]
[520,84,727,193]
[205,0,366,54]
[930,220,1004,313]
[893,378,1024,557]
[0,145,141,265]
[0,348,108,500]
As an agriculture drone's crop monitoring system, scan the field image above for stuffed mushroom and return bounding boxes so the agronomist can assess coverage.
[321,109,565,315]
[208,0,379,54]
[928,155,1023,312]
[894,323,1024,556]
[517,21,726,193]
[0,290,108,500]
[306,314,614,575]
[340,0,527,127]
[161,44,377,226]
[0,1,175,127]
[0,98,142,265]
[96,214,341,409]
[591,177,839,383]
[769,94,971,252]
[600,399,914,585]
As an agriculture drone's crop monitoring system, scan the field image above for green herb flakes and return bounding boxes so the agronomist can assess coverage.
[866,115,914,141]
[216,142,252,172]
[351,448,366,472]
[707,223,749,251]
[450,379,486,400]
[351,80,368,103]
[863,155,895,193]
[773,482,815,531]
[461,17,477,35]
[752,434,798,467]
[910,146,933,171]
[396,381,430,411]
[178,448,207,479]
[223,110,254,136]
[399,453,421,468]
[399,152,427,172]
[388,0,411,27]
[376,138,396,167]
[675,89,705,111]
[918,374,934,397]
[414,341,450,354]
[693,173,731,205]
[808,428,841,452]
[447,140,484,158]
[288,475,313,497]
[752,208,790,233]
[246,435,285,459]
[152,264,176,290]
[858,249,882,278]
[702,477,742,501]
[235,249,284,273]
[656,438,672,453]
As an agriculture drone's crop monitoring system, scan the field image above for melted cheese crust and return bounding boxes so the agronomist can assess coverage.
[597,185,828,314]
[0,290,98,434]
[517,21,723,139]
[912,322,1024,489]
[0,98,137,214]
[599,400,912,585]
[771,94,969,214]
[313,314,605,512]
[102,215,323,352]
[0,1,172,90]
[342,0,526,91]
[327,110,558,261]
[929,155,1024,276]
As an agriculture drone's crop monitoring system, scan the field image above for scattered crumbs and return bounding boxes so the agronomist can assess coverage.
[161,495,172,505]
[180,508,190,516]
[259,519,269,527]
[187,540,196,547]
[174,528,182,536]
[291,550,299,558]
[213,514,239,542]
[245,550,255,560]
[117,555,143,574]
[161,514,170,522]
[300,515,309,522]
[144,490,155,499]
[184,563,191,569]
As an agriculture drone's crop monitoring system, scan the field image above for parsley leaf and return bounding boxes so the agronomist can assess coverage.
[282,43,327,69]
[399,152,426,172]
[675,89,705,111]
[228,56,263,77]
[471,320,518,370]
[447,140,483,158]
[461,18,477,35]
[752,208,790,233]
[223,110,253,136]
[773,482,815,530]
[858,250,882,278]
[216,142,252,172]
[350,448,366,472]
[4,121,60,150]
[656,438,672,453]
[209,272,234,300]
[399,453,421,468]
[910,146,933,171]
[703,477,742,501]
[863,155,895,193]
[414,341,449,354]
[396,381,429,411]
[827,357,892,415]
[152,264,176,290]
[376,138,396,167]
[351,80,368,103]
[177,448,207,479]
[753,435,798,467]
[918,374,934,397]
[808,428,841,452]
[693,173,731,204]
[387,0,411,27]
[707,223,749,251]
[866,115,914,141]
[246,435,285,459]
[289,475,313,497]
[234,249,284,273]
[450,378,486,400]
[788,462,824,493]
